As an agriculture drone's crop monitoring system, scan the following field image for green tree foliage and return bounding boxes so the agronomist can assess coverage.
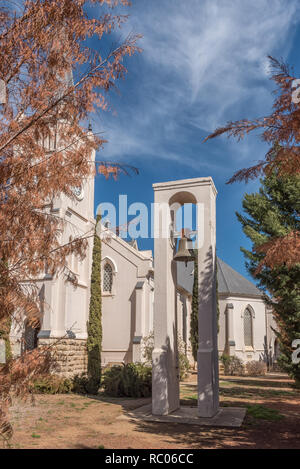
[216,259,220,333]
[87,215,102,394]
[237,172,300,384]
[190,253,198,364]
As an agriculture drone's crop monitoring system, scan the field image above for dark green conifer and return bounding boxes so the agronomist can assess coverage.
[87,215,102,394]
[237,172,300,384]
[190,253,199,364]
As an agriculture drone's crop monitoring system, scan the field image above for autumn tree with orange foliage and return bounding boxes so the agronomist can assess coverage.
[0,0,140,442]
[205,57,300,269]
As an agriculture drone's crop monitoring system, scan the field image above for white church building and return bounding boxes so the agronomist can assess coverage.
[100,230,276,367]
[9,164,278,375]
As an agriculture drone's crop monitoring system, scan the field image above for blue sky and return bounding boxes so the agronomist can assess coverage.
[91,0,300,283]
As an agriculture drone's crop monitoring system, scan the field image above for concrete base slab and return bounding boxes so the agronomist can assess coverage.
[118,404,246,428]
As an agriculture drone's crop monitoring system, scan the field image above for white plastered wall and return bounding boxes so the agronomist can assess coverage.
[101,233,153,366]
[218,295,268,362]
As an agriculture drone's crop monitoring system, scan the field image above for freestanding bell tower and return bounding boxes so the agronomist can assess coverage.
[152,177,219,418]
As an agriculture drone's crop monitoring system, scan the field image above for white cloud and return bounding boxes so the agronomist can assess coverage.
[94,0,299,169]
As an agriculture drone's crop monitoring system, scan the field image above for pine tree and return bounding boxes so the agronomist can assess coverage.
[237,172,300,384]
[87,215,102,394]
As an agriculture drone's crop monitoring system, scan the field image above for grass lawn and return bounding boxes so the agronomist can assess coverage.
[8,372,300,449]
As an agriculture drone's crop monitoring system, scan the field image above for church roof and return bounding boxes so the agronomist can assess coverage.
[217,257,261,297]
[176,257,261,297]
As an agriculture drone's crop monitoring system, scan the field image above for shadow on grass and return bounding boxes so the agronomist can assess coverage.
[85,392,152,411]
[180,382,297,400]
[219,386,297,398]
[120,414,300,449]
[179,398,284,422]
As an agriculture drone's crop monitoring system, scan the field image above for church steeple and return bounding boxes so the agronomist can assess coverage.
[50,25,74,100]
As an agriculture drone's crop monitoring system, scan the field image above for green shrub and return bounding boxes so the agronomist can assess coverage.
[142,331,190,381]
[246,360,267,376]
[102,363,152,398]
[220,353,231,372]
[72,373,91,394]
[221,354,244,376]
[177,334,190,380]
[142,331,154,366]
[31,375,73,394]
[178,352,190,380]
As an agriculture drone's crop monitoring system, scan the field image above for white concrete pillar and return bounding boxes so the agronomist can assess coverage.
[152,188,179,415]
[197,182,219,417]
[133,280,146,362]
[38,276,66,339]
[50,276,67,337]
[38,278,53,338]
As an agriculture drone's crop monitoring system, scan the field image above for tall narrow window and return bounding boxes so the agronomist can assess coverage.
[244,308,253,347]
[24,320,40,352]
[103,263,113,293]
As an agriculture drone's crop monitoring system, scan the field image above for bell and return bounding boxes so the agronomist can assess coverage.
[173,236,194,264]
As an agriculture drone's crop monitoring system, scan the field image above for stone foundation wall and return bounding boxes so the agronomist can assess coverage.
[38,338,88,378]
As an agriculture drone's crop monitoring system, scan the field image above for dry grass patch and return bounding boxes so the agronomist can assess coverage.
[5,373,300,449]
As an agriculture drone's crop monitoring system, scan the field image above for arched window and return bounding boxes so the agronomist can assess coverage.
[103,263,113,293]
[244,307,253,348]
